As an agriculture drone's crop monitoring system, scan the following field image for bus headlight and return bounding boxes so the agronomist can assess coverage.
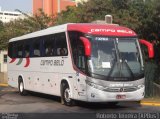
[86,81,104,90]
[137,84,144,89]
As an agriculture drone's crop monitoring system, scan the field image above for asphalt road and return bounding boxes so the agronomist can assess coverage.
[0,86,160,119]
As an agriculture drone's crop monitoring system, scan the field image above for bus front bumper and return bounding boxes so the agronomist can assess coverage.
[86,86,145,102]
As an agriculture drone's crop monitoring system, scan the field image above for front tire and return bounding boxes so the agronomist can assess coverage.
[61,82,74,106]
[18,79,27,96]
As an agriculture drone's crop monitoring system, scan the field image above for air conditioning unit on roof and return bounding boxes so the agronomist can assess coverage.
[105,15,113,24]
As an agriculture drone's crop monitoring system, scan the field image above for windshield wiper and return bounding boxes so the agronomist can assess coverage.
[107,59,135,79]
[122,60,135,78]
[107,61,116,78]
[89,71,109,78]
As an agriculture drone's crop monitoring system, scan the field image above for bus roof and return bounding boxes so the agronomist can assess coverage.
[9,23,137,42]
[9,23,68,42]
[67,23,137,37]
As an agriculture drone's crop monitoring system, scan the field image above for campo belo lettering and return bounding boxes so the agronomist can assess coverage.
[40,60,64,66]
[91,29,115,32]
[91,29,133,34]
[117,30,133,34]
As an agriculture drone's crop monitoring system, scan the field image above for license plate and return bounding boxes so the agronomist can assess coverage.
[116,95,126,99]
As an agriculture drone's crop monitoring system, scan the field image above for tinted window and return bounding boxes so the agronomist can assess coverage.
[43,35,55,57]
[16,41,23,58]
[8,32,68,58]
[8,43,13,58]
[8,42,22,58]
[23,40,31,58]
[32,39,41,57]
[68,31,86,72]
[54,33,68,56]
[41,32,68,57]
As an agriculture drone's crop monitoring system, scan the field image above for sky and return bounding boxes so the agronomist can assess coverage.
[0,0,32,13]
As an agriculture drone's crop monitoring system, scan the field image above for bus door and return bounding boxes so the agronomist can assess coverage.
[74,45,87,100]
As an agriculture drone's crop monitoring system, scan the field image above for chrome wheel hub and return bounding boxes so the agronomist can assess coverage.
[20,82,23,92]
[64,88,71,102]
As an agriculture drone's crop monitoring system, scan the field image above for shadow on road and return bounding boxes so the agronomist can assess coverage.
[76,101,125,109]
[28,91,61,102]
[76,101,141,110]
[27,91,141,110]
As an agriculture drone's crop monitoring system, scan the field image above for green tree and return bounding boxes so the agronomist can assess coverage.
[55,0,160,40]
[0,9,56,50]
[0,21,4,32]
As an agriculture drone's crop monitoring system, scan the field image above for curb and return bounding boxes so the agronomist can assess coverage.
[1,89,16,92]
[141,102,160,106]
[0,84,8,87]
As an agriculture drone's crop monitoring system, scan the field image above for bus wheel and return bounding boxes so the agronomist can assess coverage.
[61,82,74,106]
[18,78,27,96]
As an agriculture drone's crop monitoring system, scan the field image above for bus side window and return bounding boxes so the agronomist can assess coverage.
[44,35,55,57]
[55,32,68,56]
[45,45,53,56]
[33,39,41,57]
[17,41,23,58]
[24,40,31,58]
[8,42,14,58]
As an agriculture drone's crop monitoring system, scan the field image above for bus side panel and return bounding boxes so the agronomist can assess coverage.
[8,57,21,88]
[8,55,78,97]
[76,73,87,101]
[8,70,18,88]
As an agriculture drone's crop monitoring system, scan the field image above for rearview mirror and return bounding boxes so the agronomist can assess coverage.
[80,37,91,56]
[139,39,154,58]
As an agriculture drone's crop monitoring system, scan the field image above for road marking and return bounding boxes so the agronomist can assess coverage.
[141,102,160,106]
[0,84,8,87]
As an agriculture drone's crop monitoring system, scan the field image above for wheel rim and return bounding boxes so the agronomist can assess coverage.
[20,82,24,92]
[64,88,71,102]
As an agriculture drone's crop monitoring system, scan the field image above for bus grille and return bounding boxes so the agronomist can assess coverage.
[123,87,137,92]
[103,87,138,92]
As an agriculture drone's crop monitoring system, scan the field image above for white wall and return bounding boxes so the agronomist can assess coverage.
[0,50,7,72]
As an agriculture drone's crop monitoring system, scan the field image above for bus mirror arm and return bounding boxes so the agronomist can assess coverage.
[139,39,154,58]
[80,37,91,57]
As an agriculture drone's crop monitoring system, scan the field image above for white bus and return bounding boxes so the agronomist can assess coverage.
[8,23,154,106]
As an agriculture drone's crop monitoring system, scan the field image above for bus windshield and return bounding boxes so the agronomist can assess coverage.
[88,36,144,81]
